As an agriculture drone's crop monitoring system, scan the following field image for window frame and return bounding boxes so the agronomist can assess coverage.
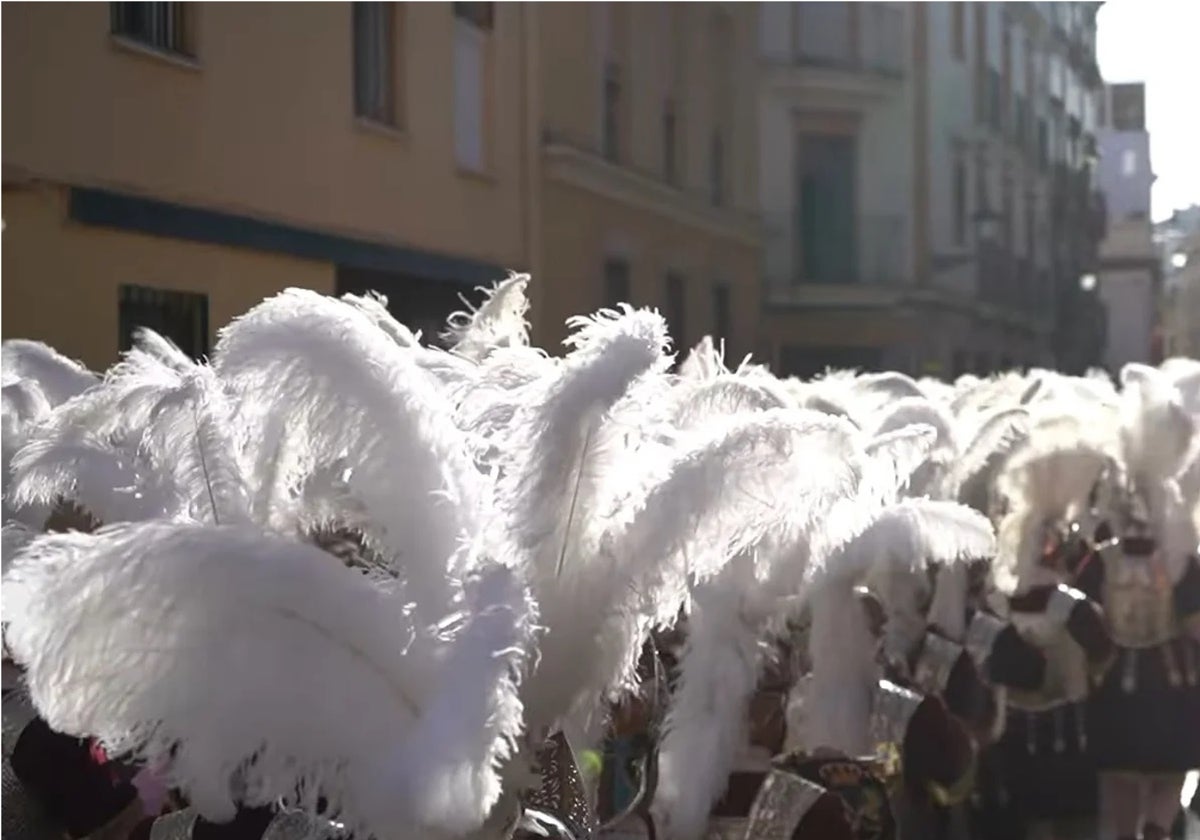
[951,3,966,62]
[118,284,210,361]
[712,283,731,348]
[665,271,687,355]
[603,257,631,310]
[110,2,192,57]
[352,2,400,128]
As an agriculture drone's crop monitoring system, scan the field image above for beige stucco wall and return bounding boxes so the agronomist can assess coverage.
[1,2,529,271]
[1,185,333,370]
[538,181,759,362]
[537,2,759,214]
[533,2,762,357]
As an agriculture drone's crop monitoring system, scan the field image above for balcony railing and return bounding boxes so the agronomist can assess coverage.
[763,211,908,300]
[790,2,905,77]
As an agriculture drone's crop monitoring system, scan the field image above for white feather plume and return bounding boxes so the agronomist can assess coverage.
[340,292,422,348]
[214,289,486,623]
[2,339,98,407]
[3,522,529,839]
[443,273,532,362]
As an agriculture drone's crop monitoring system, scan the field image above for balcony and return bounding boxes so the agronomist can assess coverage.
[763,211,909,307]
[539,129,761,247]
[762,3,905,106]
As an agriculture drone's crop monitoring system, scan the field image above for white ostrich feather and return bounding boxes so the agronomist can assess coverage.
[942,407,1031,512]
[654,557,761,840]
[871,398,957,497]
[649,413,868,839]
[2,522,530,840]
[850,372,927,415]
[805,577,877,754]
[495,306,670,731]
[950,371,1032,418]
[670,376,788,430]
[995,421,1111,592]
[677,336,726,382]
[340,292,422,348]
[927,563,970,640]
[141,365,252,525]
[805,499,993,752]
[8,338,247,526]
[1160,358,1200,417]
[859,425,939,507]
[1,339,98,407]
[872,397,957,450]
[214,289,486,623]
[581,409,865,719]
[918,377,956,405]
[496,305,668,588]
[443,273,532,362]
[130,328,196,372]
[3,379,53,526]
[1119,363,1195,483]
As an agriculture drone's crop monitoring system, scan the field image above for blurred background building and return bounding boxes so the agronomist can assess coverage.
[1094,81,1159,370]
[757,1,1107,378]
[2,2,1115,377]
[1159,205,1200,359]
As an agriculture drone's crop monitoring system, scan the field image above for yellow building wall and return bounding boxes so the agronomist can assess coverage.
[1,2,529,271]
[537,2,759,216]
[538,181,759,362]
[2,185,333,370]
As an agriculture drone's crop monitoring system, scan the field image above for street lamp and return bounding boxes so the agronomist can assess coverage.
[1080,273,1098,292]
[1172,252,1188,270]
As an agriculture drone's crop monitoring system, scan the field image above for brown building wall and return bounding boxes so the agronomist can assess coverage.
[2,185,332,370]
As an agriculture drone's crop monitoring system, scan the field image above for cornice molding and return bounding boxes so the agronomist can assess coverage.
[542,142,762,248]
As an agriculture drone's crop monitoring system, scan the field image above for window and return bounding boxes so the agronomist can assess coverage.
[353,3,398,126]
[603,62,622,162]
[710,131,725,207]
[953,160,968,247]
[453,2,493,29]
[603,257,631,309]
[454,3,493,171]
[952,351,969,378]
[798,133,856,284]
[987,68,1003,130]
[663,98,678,185]
[118,285,209,360]
[110,2,190,55]
[713,284,731,347]
[665,272,687,354]
[951,3,965,61]
[1013,94,1027,149]
[1121,149,1137,177]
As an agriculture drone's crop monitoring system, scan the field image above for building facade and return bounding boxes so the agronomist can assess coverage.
[756,1,1107,379]
[2,2,763,369]
[531,3,762,361]
[1157,207,1200,360]
[3,2,535,368]
[1095,81,1159,370]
